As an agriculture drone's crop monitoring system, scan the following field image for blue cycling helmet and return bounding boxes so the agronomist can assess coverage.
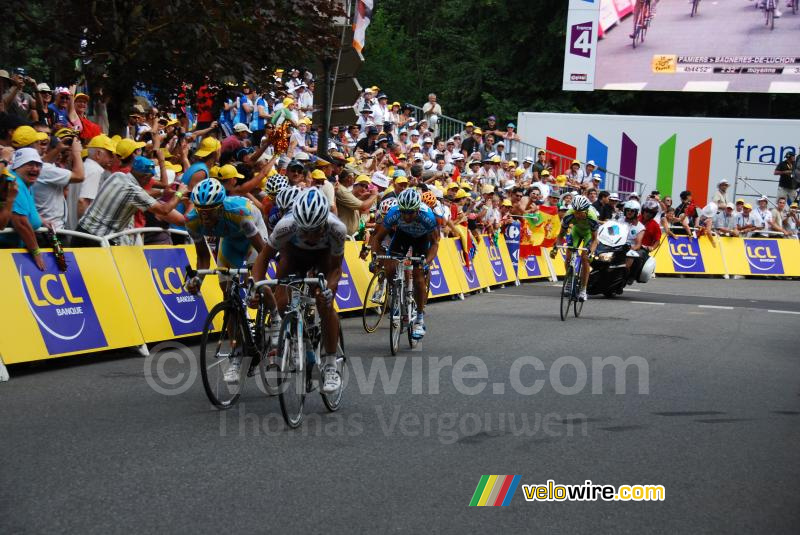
[191,178,226,207]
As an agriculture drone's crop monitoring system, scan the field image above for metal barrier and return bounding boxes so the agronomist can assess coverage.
[0,227,191,247]
[405,103,649,198]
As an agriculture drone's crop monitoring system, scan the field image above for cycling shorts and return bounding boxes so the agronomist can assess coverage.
[217,237,256,279]
[389,229,430,258]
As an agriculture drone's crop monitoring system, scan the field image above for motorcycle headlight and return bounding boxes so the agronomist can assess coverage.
[597,252,614,262]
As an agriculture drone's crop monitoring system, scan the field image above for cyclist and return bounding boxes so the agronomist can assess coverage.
[267,184,301,235]
[251,188,347,394]
[550,195,599,302]
[262,172,289,223]
[184,178,270,382]
[370,189,439,339]
[629,0,652,39]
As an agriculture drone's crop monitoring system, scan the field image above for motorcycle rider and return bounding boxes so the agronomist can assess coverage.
[631,200,662,283]
[622,199,645,283]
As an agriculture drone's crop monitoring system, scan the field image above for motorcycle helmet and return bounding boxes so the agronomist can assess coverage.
[623,199,641,216]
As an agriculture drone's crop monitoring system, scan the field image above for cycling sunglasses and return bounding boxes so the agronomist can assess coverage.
[195,204,223,213]
[400,209,417,215]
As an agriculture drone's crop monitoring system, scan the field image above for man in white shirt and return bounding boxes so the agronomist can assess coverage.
[711,179,731,210]
[78,135,116,218]
[736,203,762,237]
[754,195,781,237]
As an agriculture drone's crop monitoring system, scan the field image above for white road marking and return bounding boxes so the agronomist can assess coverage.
[626,288,641,292]
[767,309,800,315]
[631,301,665,306]
[603,82,648,91]
[698,305,734,310]
[682,81,729,92]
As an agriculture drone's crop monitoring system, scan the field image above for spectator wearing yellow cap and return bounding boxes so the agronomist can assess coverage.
[77,134,117,218]
[72,92,102,141]
[336,171,377,235]
[271,97,299,128]
[311,169,337,214]
[181,136,220,190]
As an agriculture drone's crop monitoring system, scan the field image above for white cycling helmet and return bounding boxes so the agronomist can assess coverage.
[265,173,289,196]
[623,199,641,215]
[191,178,226,207]
[571,194,592,212]
[293,187,329,229]
[276,185,301,211]
[397,188,422,211]
[379,197,398,217]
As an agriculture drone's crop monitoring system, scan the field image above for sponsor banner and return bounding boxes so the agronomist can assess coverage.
[427,254,452,298]
[336,241,372,313]
[480,235,516,286]
[547,247,568,278]
[563,3,599,91]
[453,238,486,292]
[0,248,143,364]
[111,245,224,343]
[721,237,800,277]
[503,222,521,272]
[518,253,549,281]
[653,236,726,275]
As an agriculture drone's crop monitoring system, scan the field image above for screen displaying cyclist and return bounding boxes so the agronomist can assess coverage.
[251,187,347,394]
[370,189,439,339]
[550,195,599,302]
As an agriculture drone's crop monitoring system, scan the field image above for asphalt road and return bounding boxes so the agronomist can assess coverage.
[595,0,800,92]
[2,277,799,534]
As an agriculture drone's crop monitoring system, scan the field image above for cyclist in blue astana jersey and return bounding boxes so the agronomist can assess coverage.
[550,195,600,302]
[369,188,439,339]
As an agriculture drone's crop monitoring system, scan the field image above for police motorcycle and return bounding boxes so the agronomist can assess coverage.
[586,219,656,297]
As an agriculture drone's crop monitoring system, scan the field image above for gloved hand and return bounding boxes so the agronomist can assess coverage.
[369,259,379,273]
[549,248,558,259]
[320,288,334,305]
[185,276,203,294]
[246,283,261,307]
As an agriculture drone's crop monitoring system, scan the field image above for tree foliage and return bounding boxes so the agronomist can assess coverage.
[360,0,798,125]
[2,0,343,122]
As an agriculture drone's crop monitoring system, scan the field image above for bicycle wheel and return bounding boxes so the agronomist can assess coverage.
[691,0,699,17]
[362,269,387,333]
[560,266,574,321]
[769,7,775,30]
[407,294,417,349]
[277,313,306,428]
[793,0,797,16]
[321,324,346,412]
[200,301,248,409]
[574,290,585,317]
[389,284,401,355]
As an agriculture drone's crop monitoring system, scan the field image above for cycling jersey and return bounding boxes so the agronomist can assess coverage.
[266,205,283,235]
[382,204,438,237]
[186,196,260,268]
[562,206,600,247]
[267,212,347,257]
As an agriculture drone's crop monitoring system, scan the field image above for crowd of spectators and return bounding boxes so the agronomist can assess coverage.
[1,64,798,272]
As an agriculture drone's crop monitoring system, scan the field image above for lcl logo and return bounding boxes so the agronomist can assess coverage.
[669,243,698,257]
[23,273,84,306]
[151,267,186,295]
[745,246,776,259]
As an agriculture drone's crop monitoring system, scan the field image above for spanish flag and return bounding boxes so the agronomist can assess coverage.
[518,205,559,258]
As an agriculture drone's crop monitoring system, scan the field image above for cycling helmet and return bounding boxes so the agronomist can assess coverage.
[421,190,437,208]
[397,188,422,211]
[623,199,641,215]
[571,194,592,212]
[642,199,660,214]
[265,173,289,196]
[276,185,301,211]
[191,178,226,207]
[380,197,398,217]
[293,187,329,229]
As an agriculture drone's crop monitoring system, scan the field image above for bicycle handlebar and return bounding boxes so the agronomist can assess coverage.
[185,265,251,278]
[375,255,427,263]
[555,246,589,252]
[251,273,328,292]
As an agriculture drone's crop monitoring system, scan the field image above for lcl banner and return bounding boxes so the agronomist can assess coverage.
[0,248,143,364]
[721,238,800,277]
[654,236,726,275]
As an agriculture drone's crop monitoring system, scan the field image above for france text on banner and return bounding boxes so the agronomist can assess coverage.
[653,236,725,275]
[0,248,143,364]
[480,234,516,286]
[110,245,224,343]
[720,237,800,277]
[451,238,486,292]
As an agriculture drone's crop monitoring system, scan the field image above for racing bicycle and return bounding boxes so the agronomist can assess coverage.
[186,265,272,409]
[558,246,589,321]
[631,0,652,48]
[763,0,777,30]
[252,274,346,429]
[691,0,700,17]
[374,254,426,355]
[362,264,388,333]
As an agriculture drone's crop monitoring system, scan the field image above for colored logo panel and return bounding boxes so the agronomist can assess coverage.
[523,255,542,278]
[335,259,362,310]
[13,252,107,355]
[483,236,508,283]
[570,22,593,59]
[428,255,450,297]
[454,240,481,290]
[667,236,705,273]
[470,475,522,507]
[504,222,521,270]
[143,248,208,336]
[744,239,783,275]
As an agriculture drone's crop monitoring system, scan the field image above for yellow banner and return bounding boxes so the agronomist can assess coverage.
[518,252,550,280]
[652,236,726,276]
[478,234,517,286]
[720,237,800,277]
[0,248,143,364]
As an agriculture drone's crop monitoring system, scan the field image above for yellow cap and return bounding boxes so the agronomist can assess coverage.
[391,101,401,108]
[482,185,495,194]
[218,164,244,180]
[394,176,409,185]
[541,169,551,177]
[11,125,48,148]
[514,168,525,177]
[166,118,179,127]
[502,199,512,207]
[302,117,312,125]
[115,138,146,159]
[282,97,295,107]
[80,148,88,159]
[370,85,380,92]
[446,182,459,190]
[74,92,89,101]
[209,165,220,178]
[355,174,371,184]
[508,161,517,168]
[460,181,472,190]
[743,203,752,209]
[454,189,469,199]
[167,162,183,173]
[398,153,407,160]
[466,121,474,127]
[86,134,116,153]
[571,159,581,166]
[555,174,567,186]
[491,155,501,164]
[736,198,745,204]
[194,137,220,158]
[311,169,327,181]
[473,128,483,135]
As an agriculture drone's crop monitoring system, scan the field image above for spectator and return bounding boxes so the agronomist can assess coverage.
[336,172,377,235]
[310,169,336,213]
[775,151,796,202]
[78,135,119,218]
[674,190,697,236]
[532,150,548,180]
[770,197,792,237]
[711,179,731,210]
[753,195,783,237]
[74,156,187,246]
[49,87,77,129]
[735,203,761,237]
[3,68,38,122]
[33,83,54,128]
[182,137,220,189]
[501,123,521,158]
[0,148,48,269]
[0,145,19,229]
[460,128,482,159]
[72,93,102,141]
[30,134,84,231]
[356,126,379,155]
[222,123,252,155]
[422,93,441,136]
[483,115,503,139]
[566,160,587,190]
[784,202,799,238]
[713,204,739,237]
